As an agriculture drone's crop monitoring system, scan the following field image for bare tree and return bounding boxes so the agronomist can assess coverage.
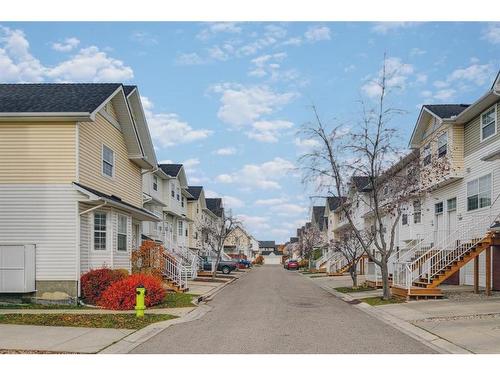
[299,55,419,299]
[331,229,370,288]
[200,210,240,279]
[298,224,326,269]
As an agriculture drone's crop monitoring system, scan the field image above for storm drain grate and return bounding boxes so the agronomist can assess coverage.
[345,299,361,305]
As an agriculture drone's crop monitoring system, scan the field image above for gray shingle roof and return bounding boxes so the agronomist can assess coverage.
[0,83,122,113]
[351,176,372,192]
[423,104,469,119]
[259,240,276,248]
[123,85,137,96]
[312,206,326,231]
[326,196,345,211]
[186,186,203,200]
[205,198,223,217]
[158,164,183,177]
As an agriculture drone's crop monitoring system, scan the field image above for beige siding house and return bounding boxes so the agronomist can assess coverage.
[0,83,159,298]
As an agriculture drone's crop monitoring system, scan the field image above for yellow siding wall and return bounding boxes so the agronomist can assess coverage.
[78,113,142,207]
[0,122,76,183]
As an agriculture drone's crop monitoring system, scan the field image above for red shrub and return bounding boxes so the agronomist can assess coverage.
[97,274,166,310]
[80,268,128,305]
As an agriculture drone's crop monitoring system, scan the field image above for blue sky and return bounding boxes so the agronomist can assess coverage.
[1,22,499,242]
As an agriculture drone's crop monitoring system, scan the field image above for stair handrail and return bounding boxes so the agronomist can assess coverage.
[406,192,500,287]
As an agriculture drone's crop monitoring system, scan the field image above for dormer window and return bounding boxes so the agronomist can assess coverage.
[102,145,114,177]
[153,175,158,191]
[437,132,447,158]
[481,105,497,142]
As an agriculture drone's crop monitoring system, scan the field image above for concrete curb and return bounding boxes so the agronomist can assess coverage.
[99,269,247,354]
[306,275,472,354]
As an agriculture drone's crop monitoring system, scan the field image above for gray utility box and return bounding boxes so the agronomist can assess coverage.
[0,244,36,292]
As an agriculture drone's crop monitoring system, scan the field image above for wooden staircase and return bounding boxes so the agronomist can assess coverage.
[392,231,497,299]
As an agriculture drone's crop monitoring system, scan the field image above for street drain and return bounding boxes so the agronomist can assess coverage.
[345,299,361,305]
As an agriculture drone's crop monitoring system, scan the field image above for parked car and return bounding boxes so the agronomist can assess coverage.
[201,257,238,274]
[237,259,252,268]
[285,259,299,270]
[283,259,290,269]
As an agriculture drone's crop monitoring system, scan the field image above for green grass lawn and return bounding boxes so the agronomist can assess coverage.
[154,292,197,308]
[360,297,405,306]
[335,286,376,293]
[0,313,176,329]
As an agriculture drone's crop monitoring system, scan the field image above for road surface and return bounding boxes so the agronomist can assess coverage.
[132,266,436,353]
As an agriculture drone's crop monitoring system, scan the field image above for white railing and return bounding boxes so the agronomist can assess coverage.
[394,210,500,291]
[163,253,188,290]
[315,249,335,269]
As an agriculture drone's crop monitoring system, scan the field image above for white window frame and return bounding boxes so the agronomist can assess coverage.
[447,197,457,212]
[480,104,497,142]
[117,214,128,252]
[437,132,448,158]
[467,174,492,211]
[435,201,444,215]
[422,143,431,166]
[153,175,158,191]
[178,221,183,237]
[101,144,115,179]
[93,211,108,251]
[413,200,422,224]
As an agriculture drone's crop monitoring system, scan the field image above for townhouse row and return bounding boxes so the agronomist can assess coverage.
[0,83,248,298]
[288,71,500,297]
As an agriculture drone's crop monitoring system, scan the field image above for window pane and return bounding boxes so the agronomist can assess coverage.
[435,202,443,214]
[467,196,478,211]
[103,146,113,163]
[118,234,127,251]
[479,192,491,208]
[482,122,495,139]
[467,179,478,196]
[479,174,491,193]
[103,161,113,177]
[447,198,456,211]
[118,215,127,233]
[482,108,495,126]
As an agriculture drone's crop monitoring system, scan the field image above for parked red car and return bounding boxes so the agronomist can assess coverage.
[285,259,299,270]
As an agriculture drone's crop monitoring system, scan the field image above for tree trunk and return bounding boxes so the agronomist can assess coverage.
[380,259,391,300]
[350,265,358,288]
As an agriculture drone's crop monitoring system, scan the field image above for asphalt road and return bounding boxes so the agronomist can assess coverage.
[132,266,436,353]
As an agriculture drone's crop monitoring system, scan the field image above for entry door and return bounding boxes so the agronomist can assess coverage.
[434,213,445,244]
[447,209,457,236]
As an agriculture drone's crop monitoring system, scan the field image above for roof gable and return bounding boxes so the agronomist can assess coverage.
[206,198,224,217]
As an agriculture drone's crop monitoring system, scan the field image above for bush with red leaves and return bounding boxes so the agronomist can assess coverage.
[80,268,128,305]
[97,274,166,310]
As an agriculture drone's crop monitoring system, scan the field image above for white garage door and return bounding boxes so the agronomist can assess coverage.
[263,255,281,265]
[0,244,36,292]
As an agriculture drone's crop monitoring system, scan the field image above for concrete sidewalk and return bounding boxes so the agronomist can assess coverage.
[0,324,133,353]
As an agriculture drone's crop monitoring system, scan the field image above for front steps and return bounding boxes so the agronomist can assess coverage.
[163,278,189,293]
[391,231,498,299]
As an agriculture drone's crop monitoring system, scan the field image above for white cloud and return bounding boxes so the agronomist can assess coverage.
[222,195,245,209]
[141,96,212,148]
[197,22,242,41]
[410,47,426,57]
[213,147,237,156]
[211,83,297,128]
[246,120,294,143]
[175,52,205,65]
[131,31,158,46]
[482,23,500,44]
[47,46,134,82]
[304,26,331,42]
[236,214,271,231]
[282,37,302,46]
[216,157,295,190]
[255,198,287,206]
[424,62,495,102]
[269,203,307,216]
[294,137,321,153]
[51,37,80,52]
[361,57,414,99]
[371,22,419,34]
[0,25,133,83]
